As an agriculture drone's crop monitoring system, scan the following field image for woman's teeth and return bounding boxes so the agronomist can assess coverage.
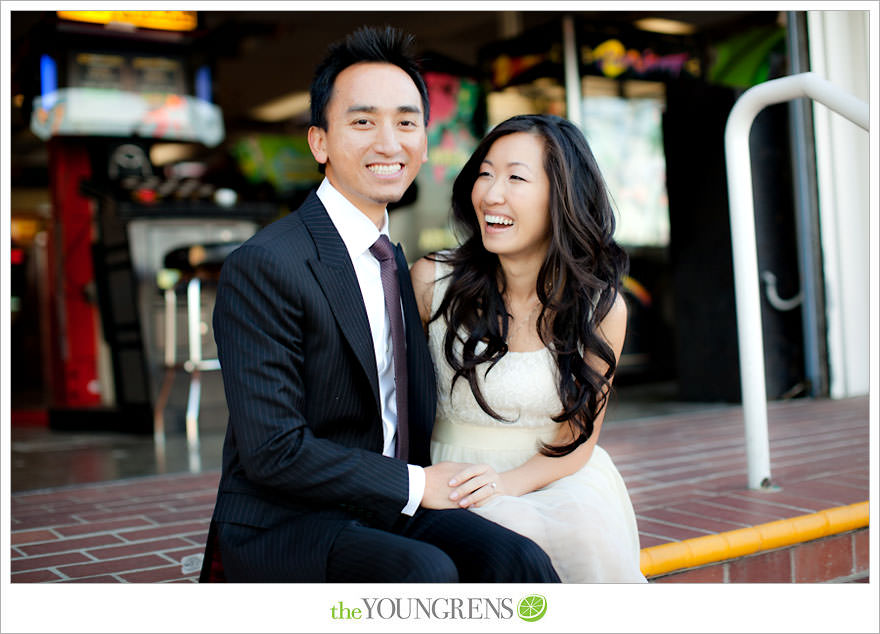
[485,214,514,226]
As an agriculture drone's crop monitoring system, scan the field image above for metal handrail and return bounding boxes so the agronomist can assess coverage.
[724,71,868,489]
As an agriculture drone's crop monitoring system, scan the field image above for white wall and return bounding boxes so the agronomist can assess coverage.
[807,10,871,397]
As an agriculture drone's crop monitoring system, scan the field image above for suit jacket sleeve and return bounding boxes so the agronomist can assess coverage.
[213,241,410,528]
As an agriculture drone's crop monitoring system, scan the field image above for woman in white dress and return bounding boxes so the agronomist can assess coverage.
[410,114,646,583]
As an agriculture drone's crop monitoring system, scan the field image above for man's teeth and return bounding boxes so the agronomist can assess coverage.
[368,164,402,175]
[485,214,514,226]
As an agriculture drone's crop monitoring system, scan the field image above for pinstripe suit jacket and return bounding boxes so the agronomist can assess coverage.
[208,191,436,578]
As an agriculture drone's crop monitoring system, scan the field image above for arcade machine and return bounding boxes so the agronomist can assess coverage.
[27,11,276,462]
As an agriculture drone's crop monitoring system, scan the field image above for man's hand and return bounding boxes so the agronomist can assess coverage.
[421,462,473,509]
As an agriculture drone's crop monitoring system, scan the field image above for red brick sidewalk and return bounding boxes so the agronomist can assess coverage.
[615,396,869,548]
[10,473,218,582]
[10,395,870,582]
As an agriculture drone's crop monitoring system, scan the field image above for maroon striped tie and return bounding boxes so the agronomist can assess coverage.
[369,235,409,461]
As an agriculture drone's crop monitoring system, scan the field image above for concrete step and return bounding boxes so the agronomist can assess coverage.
[650,527,869,583]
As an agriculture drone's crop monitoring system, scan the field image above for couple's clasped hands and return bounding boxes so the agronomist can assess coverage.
[422,461,506,510]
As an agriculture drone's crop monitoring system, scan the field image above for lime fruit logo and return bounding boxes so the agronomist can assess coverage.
[517,594,547,622]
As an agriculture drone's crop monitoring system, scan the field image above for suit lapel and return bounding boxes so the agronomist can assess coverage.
[394,242,436,466]
[300,193,380,412]
[394,243,421,346]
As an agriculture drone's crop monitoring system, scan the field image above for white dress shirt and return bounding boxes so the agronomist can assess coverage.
[317,179,425,516]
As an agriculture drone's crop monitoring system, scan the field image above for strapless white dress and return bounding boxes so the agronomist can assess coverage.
[428,259,646,583]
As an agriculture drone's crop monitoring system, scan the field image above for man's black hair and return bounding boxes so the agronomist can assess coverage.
[310,25,430,129]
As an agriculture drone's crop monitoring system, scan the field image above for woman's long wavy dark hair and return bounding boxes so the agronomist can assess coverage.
[430,114,629,457]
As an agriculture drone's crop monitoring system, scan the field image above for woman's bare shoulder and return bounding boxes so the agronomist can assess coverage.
[410,255,437,288]
[597,290,628,355]
[410,256,438,325]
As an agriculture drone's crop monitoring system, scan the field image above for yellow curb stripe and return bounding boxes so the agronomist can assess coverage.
[639,501,869,578]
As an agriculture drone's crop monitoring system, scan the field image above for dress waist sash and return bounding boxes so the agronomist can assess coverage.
[431,418,558,452]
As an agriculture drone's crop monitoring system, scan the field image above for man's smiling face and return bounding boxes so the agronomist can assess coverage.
[308,62,428,223]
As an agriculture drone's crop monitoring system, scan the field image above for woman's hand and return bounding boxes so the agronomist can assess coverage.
[448,464,507,508]
[422,461,475,509]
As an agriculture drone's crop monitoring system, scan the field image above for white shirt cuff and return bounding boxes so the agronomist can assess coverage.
[402,464,426,516]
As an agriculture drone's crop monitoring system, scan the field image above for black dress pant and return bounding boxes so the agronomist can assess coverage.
[217,508,560,583]
[326,507,560,583]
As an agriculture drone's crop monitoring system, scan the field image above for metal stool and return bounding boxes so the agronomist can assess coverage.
[154,242,239,469]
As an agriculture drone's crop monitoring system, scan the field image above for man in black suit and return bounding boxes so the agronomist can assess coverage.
[200,26,559,583]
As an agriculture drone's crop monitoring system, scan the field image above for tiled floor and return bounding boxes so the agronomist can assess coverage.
[8,393,871,582]
[7,380,725,493]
